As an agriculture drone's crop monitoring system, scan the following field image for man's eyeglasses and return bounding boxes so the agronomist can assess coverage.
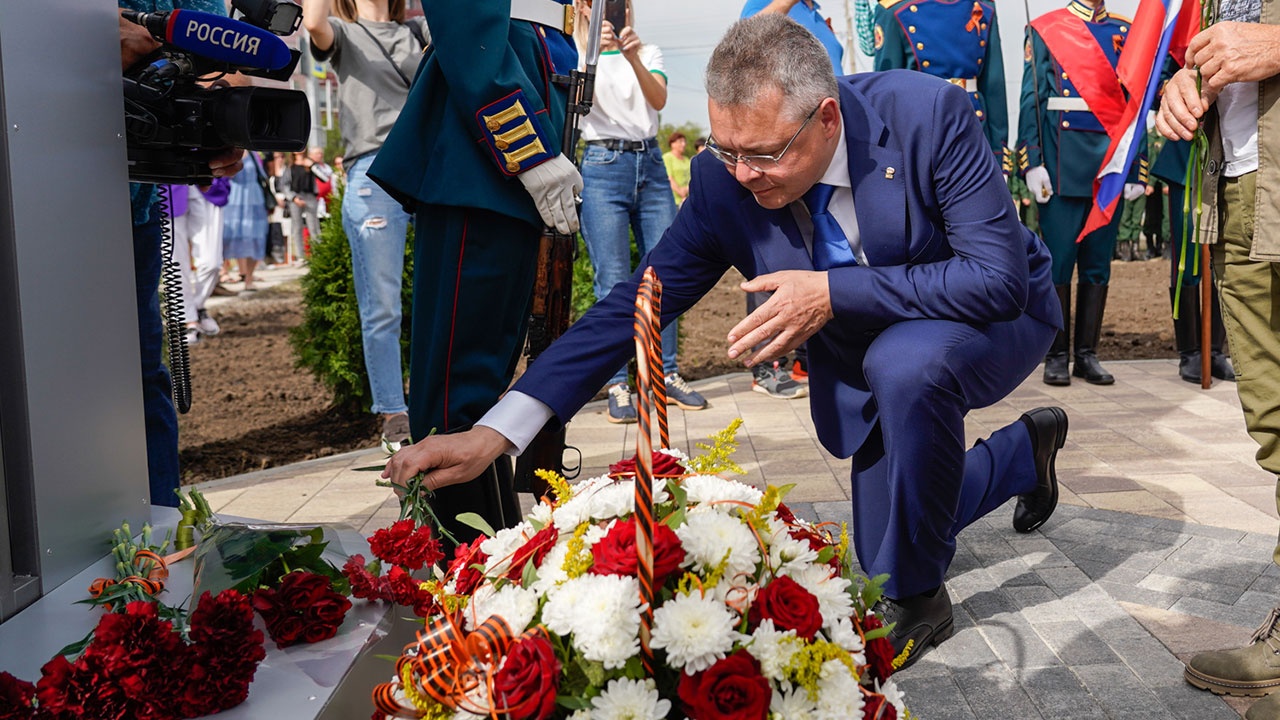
[706,102,822,174]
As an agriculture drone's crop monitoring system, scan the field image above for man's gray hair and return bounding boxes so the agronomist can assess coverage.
[705,14,839,122]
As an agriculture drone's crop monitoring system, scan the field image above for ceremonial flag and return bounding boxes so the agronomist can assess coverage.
[1077,0,1202,242]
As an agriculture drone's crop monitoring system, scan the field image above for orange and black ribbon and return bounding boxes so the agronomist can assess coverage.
[88,549,169,604]
[631,267,662,675]
[373,615,550,718]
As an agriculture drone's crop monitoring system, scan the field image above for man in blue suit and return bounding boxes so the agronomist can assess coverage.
[384,14,1069,668]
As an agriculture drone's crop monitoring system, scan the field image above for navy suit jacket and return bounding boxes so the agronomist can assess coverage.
[513,70,1060,459]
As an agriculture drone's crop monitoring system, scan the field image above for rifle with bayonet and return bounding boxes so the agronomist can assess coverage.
[513,0,605,495]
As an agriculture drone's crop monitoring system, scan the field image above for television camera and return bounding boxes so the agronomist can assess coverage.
[122,0,311,184]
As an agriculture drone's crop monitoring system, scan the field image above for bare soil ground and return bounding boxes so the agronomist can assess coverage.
[178,258,1174,483]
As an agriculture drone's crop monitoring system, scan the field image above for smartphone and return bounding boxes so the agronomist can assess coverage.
[604,0,627,32]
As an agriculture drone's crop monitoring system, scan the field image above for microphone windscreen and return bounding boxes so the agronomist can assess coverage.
[164,10,291,71]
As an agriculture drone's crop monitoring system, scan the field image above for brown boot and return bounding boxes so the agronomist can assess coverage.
[1186,607,1280,696]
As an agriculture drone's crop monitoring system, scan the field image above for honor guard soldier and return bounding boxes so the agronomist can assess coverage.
[1017,0,1145,387]
[370,0,582,549]
[873,0,1009,170]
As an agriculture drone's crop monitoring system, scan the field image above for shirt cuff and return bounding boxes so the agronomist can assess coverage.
[476,391,555,456]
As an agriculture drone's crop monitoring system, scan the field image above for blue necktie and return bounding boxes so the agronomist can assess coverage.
[803,183,857,270]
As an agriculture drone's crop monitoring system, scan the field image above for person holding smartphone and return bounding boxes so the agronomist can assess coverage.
[574,0,708,423]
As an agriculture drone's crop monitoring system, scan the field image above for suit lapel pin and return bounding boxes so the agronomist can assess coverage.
[884,167,896,180]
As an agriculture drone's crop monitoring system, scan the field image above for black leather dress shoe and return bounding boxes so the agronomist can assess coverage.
[873,584,954,672]
[1013,407,1069,533]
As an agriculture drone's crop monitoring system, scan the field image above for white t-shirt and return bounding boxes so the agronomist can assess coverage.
[1216,0,1260,177]
[579,46,666,142]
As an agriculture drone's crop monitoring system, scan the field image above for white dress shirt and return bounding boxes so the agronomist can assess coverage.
[477,118,861,454]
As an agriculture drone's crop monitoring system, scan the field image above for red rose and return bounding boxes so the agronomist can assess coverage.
[368,519,444,571]
[863,693,897,719]
[506,526,559,582]
[608,451,685,479]
[492,633,561,720]
[279,570,333,607]
[747,575,822,640]
[861,613,896,682]
[0,671,36,720]
[677,649,771,720]
[590,518,686,586]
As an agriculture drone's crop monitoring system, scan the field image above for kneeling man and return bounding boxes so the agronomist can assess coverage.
[385,13,1069,669]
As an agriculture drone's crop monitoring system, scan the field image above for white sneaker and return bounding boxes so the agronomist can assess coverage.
[184,328,201,346]
[197,311,220,336]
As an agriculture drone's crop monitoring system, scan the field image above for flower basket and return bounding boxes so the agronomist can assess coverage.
[372,268,909,719]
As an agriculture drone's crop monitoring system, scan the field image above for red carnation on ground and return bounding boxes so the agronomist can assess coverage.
[342,554,381,600]
[862,613,897,682]
[505,526,559,582]
[590,517,686,586]
[253,571,351,648]
[608,451,685,479]
[677,649,771,720]
[184,590,265,715]
[368,519,443,571]
[0,671,37,720]
[382,566,439,617]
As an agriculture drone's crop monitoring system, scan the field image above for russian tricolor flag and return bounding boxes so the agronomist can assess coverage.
[1077,0,1202,242]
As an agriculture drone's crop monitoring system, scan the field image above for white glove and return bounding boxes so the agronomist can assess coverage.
[1026,165,1054,205]
[517,154,583,234]
[1123,183,1145,202]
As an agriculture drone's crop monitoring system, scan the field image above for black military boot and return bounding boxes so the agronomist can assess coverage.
[1209,287,1236,381]
[1172,286,1202,384]
[1044,284,1071,386]
[1073,282,1115,385]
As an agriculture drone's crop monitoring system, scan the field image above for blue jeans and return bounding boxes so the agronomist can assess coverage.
[133,216,180,507]
[580,142,680,386]
[344,154,411,415]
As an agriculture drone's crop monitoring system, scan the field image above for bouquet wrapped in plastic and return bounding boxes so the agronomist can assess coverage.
[371,269,910,719]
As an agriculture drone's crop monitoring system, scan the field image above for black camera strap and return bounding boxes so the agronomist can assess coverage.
[354,20,423,89]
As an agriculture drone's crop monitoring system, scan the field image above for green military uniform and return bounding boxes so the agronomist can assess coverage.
[873,0,1009,169]
[371,0,576,547]
[1017,0,1143,386]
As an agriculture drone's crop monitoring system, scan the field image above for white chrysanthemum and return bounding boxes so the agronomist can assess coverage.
[553,474,613,532]
[771,686,818,718]
[465,585,539,633]
[657,446,688,463]
[786,564,855,628]
[566,712,591,720]
[815,659,864,720]
[480,523,534,576]
[527,501,553,528]
[650,592,742,673]
[748,619,801,682]
[682,474,763,509]
[829,616,867,664]
[676,509,761,578]
[767,522,820,575]
[877,678,907,718]
[587,479,638,521]
[541,574,641,669]
[589,678,671,720]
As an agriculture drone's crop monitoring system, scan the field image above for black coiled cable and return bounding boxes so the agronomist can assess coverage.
[156,184,192,414]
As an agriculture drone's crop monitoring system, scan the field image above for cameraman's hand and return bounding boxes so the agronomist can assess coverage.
[119,9,160,70]
[209,147,245,179]
[293,196,305,207]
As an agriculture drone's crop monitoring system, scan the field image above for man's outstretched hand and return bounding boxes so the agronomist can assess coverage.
[381,426,513,492]
[727,270,833,367]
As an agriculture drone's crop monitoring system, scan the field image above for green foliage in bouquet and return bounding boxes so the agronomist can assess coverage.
[291,186,414,412]
[193,524,350,601]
